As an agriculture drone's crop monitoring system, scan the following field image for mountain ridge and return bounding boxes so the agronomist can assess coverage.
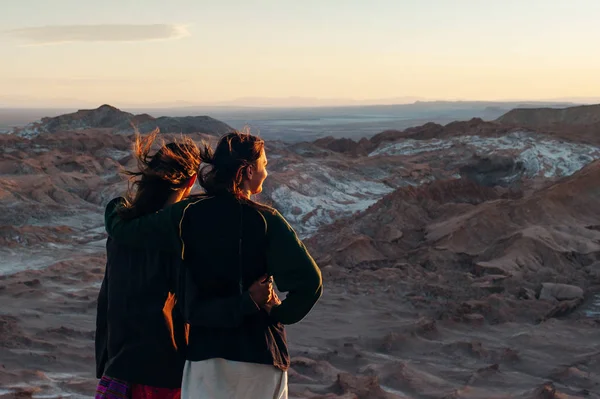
[496,103,600,126]
[10,104,235,138]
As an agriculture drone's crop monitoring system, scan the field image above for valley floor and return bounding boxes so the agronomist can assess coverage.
[0,247,598,399]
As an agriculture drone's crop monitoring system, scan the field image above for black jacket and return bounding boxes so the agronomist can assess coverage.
[96,201,266,386]
[95,239,186,388]
[104,194,323,371]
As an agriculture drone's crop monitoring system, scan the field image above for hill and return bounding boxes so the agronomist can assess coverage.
[11,104,234,138]
[496,104,600,126]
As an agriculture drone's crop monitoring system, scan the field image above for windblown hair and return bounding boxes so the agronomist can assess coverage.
[118,129,201,220]
[197,131,265,199]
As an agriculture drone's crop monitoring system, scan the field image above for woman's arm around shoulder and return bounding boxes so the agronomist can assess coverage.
[104,197,190,252]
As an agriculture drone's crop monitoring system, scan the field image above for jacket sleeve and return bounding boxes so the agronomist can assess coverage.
[104,197,185,253]
[264,210,323,325]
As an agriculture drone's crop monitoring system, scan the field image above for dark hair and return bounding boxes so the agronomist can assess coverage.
[197,131,265,199]
[118,129,200,220]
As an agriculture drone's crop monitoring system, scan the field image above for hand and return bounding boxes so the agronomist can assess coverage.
[248,275,273,306]
[262,290,282,315]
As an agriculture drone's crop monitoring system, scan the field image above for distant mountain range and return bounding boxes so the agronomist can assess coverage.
[4,102,600,145]
[3,94,600,109]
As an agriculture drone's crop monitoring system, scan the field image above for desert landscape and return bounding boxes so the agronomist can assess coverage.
[1,103,600,399]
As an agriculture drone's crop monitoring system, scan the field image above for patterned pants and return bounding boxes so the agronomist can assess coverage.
[96,376,181,399]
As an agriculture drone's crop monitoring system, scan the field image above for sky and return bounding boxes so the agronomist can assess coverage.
[1,0,600,107]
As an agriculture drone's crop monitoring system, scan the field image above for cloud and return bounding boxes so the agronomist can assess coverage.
[5,24,190,45]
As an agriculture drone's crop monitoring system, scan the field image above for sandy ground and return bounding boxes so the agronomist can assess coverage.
[0,244,598,398]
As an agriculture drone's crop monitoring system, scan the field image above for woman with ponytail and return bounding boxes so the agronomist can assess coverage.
[95,131,274,399]
[104,131,323,399]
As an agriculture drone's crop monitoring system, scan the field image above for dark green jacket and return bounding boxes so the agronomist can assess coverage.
[104,194,322,370]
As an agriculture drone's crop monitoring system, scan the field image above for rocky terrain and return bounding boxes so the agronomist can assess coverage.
[1,104,599,398]
[262,118,600,237]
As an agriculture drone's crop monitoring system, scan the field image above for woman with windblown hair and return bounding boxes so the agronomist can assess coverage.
[103,131,323,399]
[95,131,274,399]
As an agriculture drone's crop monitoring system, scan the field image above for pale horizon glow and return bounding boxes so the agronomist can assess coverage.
[1,0,600,107]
